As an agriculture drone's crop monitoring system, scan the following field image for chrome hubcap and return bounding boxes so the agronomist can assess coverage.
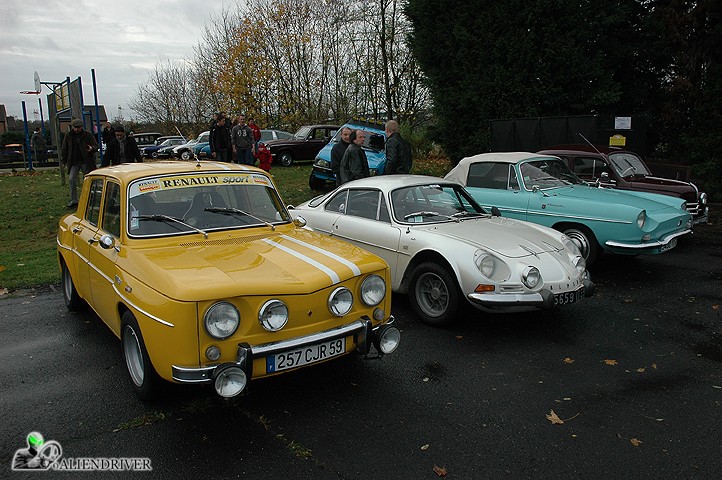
[123,326,145,387]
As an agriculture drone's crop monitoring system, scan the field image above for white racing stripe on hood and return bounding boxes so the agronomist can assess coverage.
[262,238,340,284]
[280,234,362,276]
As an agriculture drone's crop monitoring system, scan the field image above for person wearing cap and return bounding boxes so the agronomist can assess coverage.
[60,119,98,208]
[103,124,141,167]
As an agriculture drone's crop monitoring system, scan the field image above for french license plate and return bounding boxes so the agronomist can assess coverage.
[660,238,677,252]
[266,338,346,373]
[553,286,585,306]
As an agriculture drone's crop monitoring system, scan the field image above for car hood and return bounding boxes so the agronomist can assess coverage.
[417,217,564,259]
[122,229,386,302]
[627,175,695,195]
[541,184,683,211]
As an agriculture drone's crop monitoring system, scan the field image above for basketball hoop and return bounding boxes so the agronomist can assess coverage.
[19,90,41,95]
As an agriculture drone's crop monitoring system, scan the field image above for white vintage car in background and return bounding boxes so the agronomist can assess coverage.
[290,175,595,326]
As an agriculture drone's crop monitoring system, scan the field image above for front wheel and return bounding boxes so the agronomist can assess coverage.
[309,174,325,190]
[151,151,159,158]
[122,311,162,401]
[180,150,192,161]
[61,259,83,311]
[408,262,459,326]
[279,152,293,167]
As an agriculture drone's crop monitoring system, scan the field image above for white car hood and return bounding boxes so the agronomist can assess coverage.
[418,217,563,259]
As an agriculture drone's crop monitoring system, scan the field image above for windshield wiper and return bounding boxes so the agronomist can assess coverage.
[451,211,486,219]
[136,214,208,238]
[404,211,460,222]
[205,207,276,230]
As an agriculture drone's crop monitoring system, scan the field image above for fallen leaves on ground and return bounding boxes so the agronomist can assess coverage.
[713,304,720,311]
[421,444,430,451]
[0,288,8,296]
[636,367,646,373]
[433,466,447,477]
[546,410,565,425]
[563,357,575,364]
[604,359,618,365]
[630,438,642,447]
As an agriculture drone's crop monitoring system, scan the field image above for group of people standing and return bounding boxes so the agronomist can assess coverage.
[208,113,264,167]
[331,120,412,186]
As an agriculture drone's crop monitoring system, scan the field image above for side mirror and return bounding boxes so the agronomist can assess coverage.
[99,234,117,251]
[293,216,307,228]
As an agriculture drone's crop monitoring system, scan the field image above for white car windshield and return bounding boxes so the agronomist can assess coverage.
[520,159,583,190]
[127,172,291,237]
[391,184,486,223]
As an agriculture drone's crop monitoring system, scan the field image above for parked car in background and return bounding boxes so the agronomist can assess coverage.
[141,136,186,158]
[291,175,593,326]
[188,131,211,159]
[130,132,162,149]
[309,120,386,190]
[265,124,339,167]
[260,129,293,143]
[444,152,693,266]
[175,132,209,160]
[537,144,709,224]
[57,161,400,400]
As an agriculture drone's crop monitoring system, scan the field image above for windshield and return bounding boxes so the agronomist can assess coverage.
[294,126,311,139]
[330,127,385,151]
[608,152,650,177]
[520,159,583,190]
[390,183,486,223]
[127,172,291,237]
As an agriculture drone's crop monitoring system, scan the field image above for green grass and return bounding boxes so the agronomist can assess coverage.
[0,164,323,291]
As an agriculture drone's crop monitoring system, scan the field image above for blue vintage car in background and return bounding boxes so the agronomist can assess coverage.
[445,152,693,266]
[309,120,386,190]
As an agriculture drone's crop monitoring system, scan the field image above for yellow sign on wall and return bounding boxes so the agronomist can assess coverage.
[609,134,626,147]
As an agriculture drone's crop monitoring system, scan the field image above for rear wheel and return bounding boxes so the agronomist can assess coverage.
[279,152,294,167]
[559,225,600,266]
[122,311,162,401]
[409,262,459,326]
[151,151,159,158]
[180,150,192,161]
[61,259,83,311]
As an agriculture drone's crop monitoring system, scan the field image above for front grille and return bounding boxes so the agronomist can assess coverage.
[180,233,277,248]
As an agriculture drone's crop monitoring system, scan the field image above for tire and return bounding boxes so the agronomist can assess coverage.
[279,152,294,167]
[180,150,192,161]
[61,259,83,311]
[559,225,600,267]
[408,262,460,326]
[309,173,325,190]
[121,311,162,401]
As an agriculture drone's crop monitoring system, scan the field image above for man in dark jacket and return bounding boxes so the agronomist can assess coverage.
[331,127,352,187]
[384,120,412,174]
[231,114,254,165]
[339,130,369,185]
[210,114,233,162]
[103,125,141,167]
[61,119,98,208]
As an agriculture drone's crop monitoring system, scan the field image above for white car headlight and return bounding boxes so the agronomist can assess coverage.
[637,210,646,228]
[700,192,707,205]
[204,302,240,339]
[562,235,581,256]
[329,287,353,316]
[522,266,541,288]
[259,299,289,332]
[475,251,495,277]
[360,275,386,306]
[572,255,586,273]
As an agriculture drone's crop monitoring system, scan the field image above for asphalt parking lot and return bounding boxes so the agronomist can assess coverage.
[1,221,720,479]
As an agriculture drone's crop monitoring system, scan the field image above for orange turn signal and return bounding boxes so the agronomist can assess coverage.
[474,284,495,293]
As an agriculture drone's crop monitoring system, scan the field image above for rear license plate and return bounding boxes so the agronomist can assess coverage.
[553,286,585,306]
[266,338,346,373]
[660,238,677,252]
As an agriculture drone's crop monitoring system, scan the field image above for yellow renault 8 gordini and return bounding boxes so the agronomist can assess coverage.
[57,161,399,400]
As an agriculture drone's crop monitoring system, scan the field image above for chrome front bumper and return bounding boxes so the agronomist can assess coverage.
[605,228,691,249]
[172,316,396,384]
[467,280,595,310]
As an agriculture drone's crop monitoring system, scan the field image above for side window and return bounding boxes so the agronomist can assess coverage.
[467,162,509,189]
[378,195,390,223]
[346,189,385,220]
[325,190,348,213]
[85,179,104,227]
[509,166,520,190]
[572,157,609,179]
[102,182,122,237]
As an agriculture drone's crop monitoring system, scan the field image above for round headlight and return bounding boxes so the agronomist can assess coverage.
[213,365,247,398]
[522,266,541,288]
[360,275,386,306]
[637,210,646,228]
[259,299,289,332]
[329,287,353,316]
[204,302,240,339]
[562,235,581,256]
[700,192,707,205]
[475,251,495,277]
[680,201,688,211]
[377,326,401,355]
[572,255,586,273]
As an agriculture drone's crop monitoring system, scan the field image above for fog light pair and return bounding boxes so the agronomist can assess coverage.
[213,364,247,398]
[375,325,401,355]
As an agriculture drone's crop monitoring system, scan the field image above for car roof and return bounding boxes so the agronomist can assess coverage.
[539,144,627,155]
[87,160,268,184]
[335,174,460,191]
[444,152,560,184]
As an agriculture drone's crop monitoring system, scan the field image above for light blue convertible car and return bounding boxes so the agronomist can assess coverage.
[444,152,693,266]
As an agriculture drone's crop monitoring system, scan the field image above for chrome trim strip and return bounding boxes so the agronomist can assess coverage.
[251,320,365,356]
[325,233,401,256]
[482,207,630,224]
[604,229,691,249]
[468,292,545,306]
[114,285,175,327]
[172,365,215,383]
[280,234,361,275]
[262,238,340,284]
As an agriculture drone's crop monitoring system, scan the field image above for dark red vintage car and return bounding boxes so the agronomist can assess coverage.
[264,124,339,167]
[538,145,709,224]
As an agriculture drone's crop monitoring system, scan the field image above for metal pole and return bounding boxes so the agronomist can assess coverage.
[39,98,45,136]
[22,101,34,171]
[91,69,104,165]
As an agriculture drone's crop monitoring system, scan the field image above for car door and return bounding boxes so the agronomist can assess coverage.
[88,180,123,334]
[465,162,529,221]
[330,189,402,274]
[299,127,333,160]
[68,178,103,302]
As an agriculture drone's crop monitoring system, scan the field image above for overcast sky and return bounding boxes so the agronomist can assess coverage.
[0,0,238,121]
